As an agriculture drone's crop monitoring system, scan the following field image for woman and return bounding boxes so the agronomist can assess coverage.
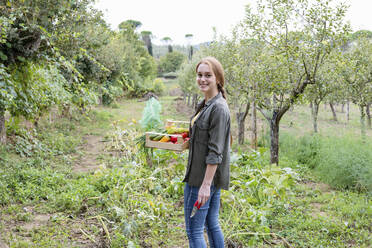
[183,56,231,248]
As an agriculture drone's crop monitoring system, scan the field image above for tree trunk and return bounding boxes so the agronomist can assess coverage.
[341,103,345,113]
[251,100,257,150]
[359,105,366,139]
[366,104,371,129]
[0,109,6,144]
[192,94,199,111]
[189,46,193,61]
[142,35,153,56]
[270,116,280,165]
[311,101,320,133]
[346,101,350,122]
[329,103,337,122]
[187,94,191,106]
[236,102,250,145]
[168,45,173,53]
[237,112,245,145]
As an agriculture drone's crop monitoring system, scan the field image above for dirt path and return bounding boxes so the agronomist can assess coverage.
[73,135,106,173]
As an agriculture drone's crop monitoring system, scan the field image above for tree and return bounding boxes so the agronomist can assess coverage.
[243,0,350,164]
[340,35,372,138]
[0,0,103,143]
[185,34,194,60]
[119,20,142,30]
[305,52,343,132]
[178,52,205,109]
[161,37,173,53]
[207,32,264,145]
[141,31,153,56]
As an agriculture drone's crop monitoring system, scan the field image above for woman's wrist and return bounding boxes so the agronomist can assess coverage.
[201,181,212,187]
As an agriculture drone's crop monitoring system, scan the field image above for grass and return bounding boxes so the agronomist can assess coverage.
[0,95,371,247]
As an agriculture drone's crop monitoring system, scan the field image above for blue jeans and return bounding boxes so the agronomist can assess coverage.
[184,183,224,248]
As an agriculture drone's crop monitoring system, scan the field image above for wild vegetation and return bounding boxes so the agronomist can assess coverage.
[0,0,371,247]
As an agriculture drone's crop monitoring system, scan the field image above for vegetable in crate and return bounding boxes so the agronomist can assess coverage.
[166,127,189,134]
[170,135,178,143]
[159,136,170,142]
[150,134,164,141]
[182,132,189,139]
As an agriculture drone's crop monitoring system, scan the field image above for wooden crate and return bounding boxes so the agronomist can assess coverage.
[145,120,190,152]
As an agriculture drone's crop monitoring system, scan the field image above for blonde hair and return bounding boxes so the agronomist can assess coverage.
[195,57,226,99]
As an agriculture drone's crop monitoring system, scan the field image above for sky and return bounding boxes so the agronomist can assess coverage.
[94,0,372,45]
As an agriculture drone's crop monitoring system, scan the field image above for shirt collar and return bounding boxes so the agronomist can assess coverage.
[205,92,221,107]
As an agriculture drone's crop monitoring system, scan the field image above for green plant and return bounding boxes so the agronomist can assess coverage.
[157,51,186,75]
[152,78,165,95]
[280,132,372,192]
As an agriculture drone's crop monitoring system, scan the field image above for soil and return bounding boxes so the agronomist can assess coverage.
[303,181,332,219]
[175,98,194,117]
[0,240,8,248]
[310,202,328,218]
[22,213,51,231]
[73,135,105,173]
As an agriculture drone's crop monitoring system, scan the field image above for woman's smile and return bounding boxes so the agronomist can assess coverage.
[196,63,218,97]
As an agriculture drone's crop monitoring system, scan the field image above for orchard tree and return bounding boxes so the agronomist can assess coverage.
[340,36,372,138]
[208,31,264,146]
[243,0,349,164]
[178,51,206,109]
[305,51,343,132]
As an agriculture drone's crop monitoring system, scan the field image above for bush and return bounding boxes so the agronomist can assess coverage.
[315,136,372,192]
[122,77,165,98]
[157,51,186,75]
[279,133,320,169]
[279,133,372,192]
[102,81,124,105]
[152,78,165,95]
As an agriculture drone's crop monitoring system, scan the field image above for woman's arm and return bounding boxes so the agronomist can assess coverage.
[198,164,217,206]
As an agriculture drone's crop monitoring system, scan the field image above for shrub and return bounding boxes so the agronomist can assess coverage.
[152,78,165,95]
[157,51,186,75]
[122,77,165,98]
[315,136,372,192]
[279,133,320,169]
[279,132,372,192]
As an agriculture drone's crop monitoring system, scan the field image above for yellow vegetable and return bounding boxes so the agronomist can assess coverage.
[159,136,170,142]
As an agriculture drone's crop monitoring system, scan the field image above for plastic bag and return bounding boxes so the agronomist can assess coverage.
[140,97,162,131]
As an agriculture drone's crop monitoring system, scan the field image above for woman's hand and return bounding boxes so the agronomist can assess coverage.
[198,164,218,207]
[198,183,211,207]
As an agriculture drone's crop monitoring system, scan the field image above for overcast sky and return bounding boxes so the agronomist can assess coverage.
[95,0,372,45]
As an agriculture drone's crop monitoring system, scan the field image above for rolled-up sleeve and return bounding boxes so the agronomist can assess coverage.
[205,105,230,165]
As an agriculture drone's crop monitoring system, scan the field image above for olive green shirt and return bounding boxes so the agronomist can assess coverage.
[183,92,231,190]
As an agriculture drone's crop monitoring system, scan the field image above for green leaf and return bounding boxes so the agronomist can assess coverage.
[0,52,7,61]
[17,56,26,62]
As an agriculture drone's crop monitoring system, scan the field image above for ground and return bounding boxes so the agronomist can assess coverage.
[0,95,371,247]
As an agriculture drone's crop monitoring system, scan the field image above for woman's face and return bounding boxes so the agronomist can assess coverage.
[196,63,218,94]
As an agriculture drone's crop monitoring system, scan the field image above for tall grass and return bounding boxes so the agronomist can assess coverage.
[279,132,372,192]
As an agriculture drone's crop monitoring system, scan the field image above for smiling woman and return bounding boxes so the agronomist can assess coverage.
[183,56,231,248]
